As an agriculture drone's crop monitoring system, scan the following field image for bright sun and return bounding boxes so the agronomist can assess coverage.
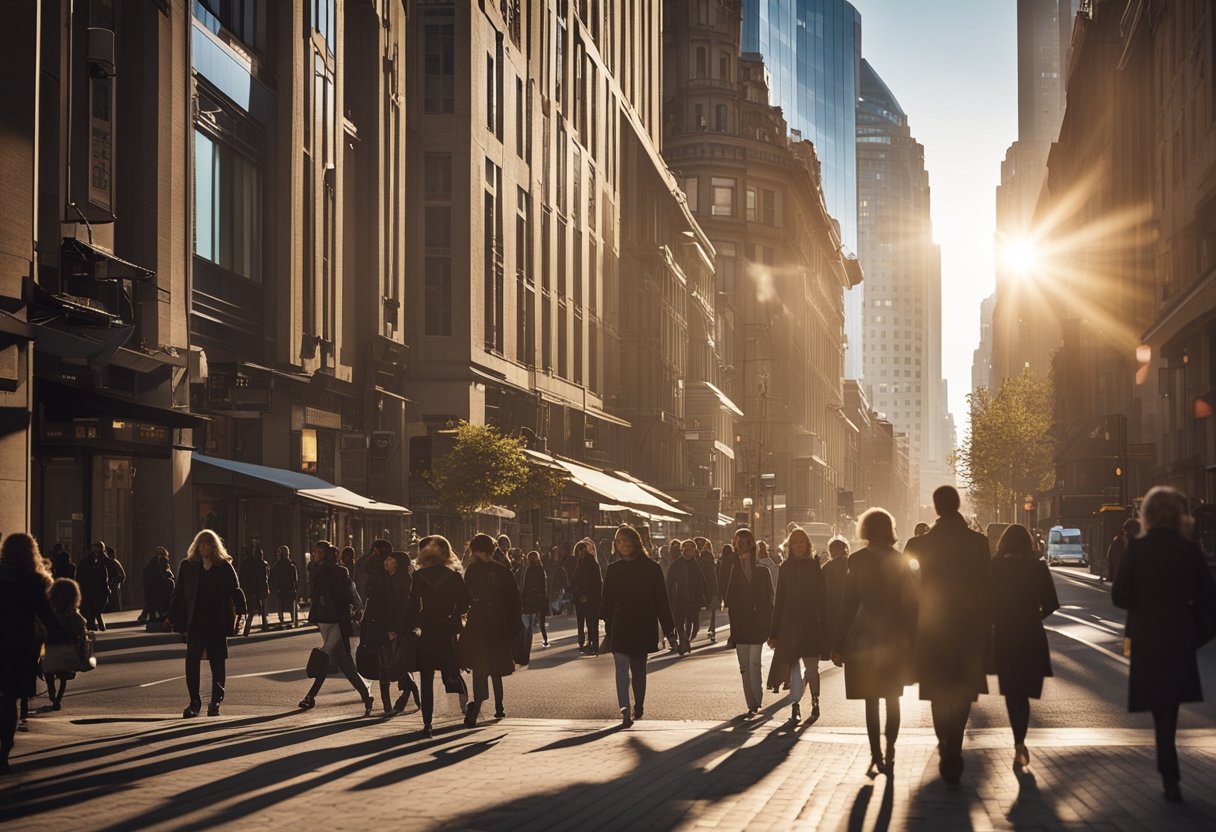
[1003,239,1040,276]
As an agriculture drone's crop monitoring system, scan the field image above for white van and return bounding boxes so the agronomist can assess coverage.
[1046,526,1087,566]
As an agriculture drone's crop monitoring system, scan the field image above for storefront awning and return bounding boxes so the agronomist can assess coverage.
[598,503,682,523]
[476,505,516,519]
[702,381,744,417]
[191,452,411,515]
[524,448,688,517]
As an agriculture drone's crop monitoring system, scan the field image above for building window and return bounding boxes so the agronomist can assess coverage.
[424,24,456,114]
[719,52,730,80]
[715,104,727,131]
[195,0,259,51]
[311,0,336,53]
[424,257,452,335]
[695,47,707,79]
[745,187,757,222]
[193,129,262,282]
[486,53,496,133]
[710,177,735,217]
[762,189,775,224]
[424,154,452,198]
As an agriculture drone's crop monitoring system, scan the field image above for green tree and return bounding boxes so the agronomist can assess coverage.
[427,422,567,515]
[955,368,1055,525]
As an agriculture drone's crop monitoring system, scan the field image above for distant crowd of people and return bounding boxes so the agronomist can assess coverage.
[2,484,1214,804]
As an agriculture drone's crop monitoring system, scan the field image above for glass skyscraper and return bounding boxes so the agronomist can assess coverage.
[741,0,863,375]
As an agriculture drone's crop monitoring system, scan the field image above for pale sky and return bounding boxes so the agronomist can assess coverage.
[850,0,1018,436]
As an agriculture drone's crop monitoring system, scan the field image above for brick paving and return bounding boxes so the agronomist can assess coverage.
[2,707,1215,830]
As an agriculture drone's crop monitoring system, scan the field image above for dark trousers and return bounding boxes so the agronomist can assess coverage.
[185,640,226,706]
[1152,703,1181,784]
[419,670,467,725]
[472,672,505,709]
[931,697,972,762]
[613,652,648,710]
[1005,696,1030,745]
[83,603,106,631]
[242,598,268,636]
[0,694,16,757]
[675,608,698,651]
[44,674,68,705]
[575,601,600,649]
[306,642,366,700]
[865,697,902,759]
[706,602,718,637]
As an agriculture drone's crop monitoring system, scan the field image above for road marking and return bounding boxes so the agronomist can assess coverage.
[1050,611,1122,637]
[1045,625,1129,666]
[139,667,300,688]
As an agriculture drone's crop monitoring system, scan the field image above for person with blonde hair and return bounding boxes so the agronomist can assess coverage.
[408,535,471,737]
[832,509,917,775]
[166,530,247,718]
[768,526,826,722]
[1113,486,1216,802]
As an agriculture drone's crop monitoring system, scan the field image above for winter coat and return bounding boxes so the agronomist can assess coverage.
[308,561,359,638]
[717,551,738,602]
[270,558,298,599]
[820,555,848,653]
[666,557,706,613]
[698,552,719,600]
[520,564,549,616]
[459,557,523,676]
[0,567,64,697]
[408,563,471,676]
[76,553,111,610]
[103,554,127,610]
[906,512,991,701]
[569,555,603,606]
[239,554,270,601]
[51,553,76,581]
[1105,535,1126,582]
[44,609,89,680]
[769,556,826,668]
[723,558,774,645]
[142,557,175,613]
[833,545,918,700]
[991,555,1059,699]
[1112,528,1216,712]
[546,561,569,603]
[361,556,412,650]
[601,555,675,656]
[757,557,780,593]
[168,557,246,658]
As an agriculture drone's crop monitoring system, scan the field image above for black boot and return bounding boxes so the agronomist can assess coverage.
[464,701,481,728]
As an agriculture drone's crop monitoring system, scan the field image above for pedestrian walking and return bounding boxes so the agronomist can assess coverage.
[76,542,111,631]
[239,544,270,636]
[50,545,75,581]
[138,547,175,625]
[545,550,569,617]
[520,551,550,647]
[697,539,720,643]
[103,546,126,613]
[42,578,89,711]
[666,539,707,655]
[0,534,65,774]
[298,541,374,715]
[820,538,849,648]
[601,525,675,727]
[905,485,992,784]
[166,530,247,718]
[1112,486,1216,803]
[570,538,603,655]
[756,540,780,592]
[723,528,774,717]
[718,543,737,648]
[361,540,419,715]
[768,527,826,723]
[408,535,471,737]
[832,509,917,775]
[460,533,523,726]
[270,545,299,628]
[1105,519,1138,584]
[991,524,1060,772]
[493,535,513,569]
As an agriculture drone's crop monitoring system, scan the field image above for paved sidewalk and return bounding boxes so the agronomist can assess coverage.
[3,708,1214,830]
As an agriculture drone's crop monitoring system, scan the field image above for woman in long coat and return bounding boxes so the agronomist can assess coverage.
[1113,486,1216,802]
[768,527,825,722]
[167,530,247,718]
[570,539,603,655]
[408,535,472,737]
[991,524,1059,771]
[460,533,523,726]
[601,525,675,727]
[723,528,774,716]
[520,551,550,647]
[0,534,64,773]
[361,542,418,715]
[832,509,917,775]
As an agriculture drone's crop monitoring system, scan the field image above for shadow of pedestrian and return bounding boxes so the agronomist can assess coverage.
[352,734,505,790]
[528,722,625,752]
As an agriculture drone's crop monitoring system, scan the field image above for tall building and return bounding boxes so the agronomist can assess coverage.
[664,2,860,534]
[740,0,864,378]
[972,293,996,394]
[991,0,1078,383]
[2,0,413,603]
[856,59,947,510]
[405,0,715,538]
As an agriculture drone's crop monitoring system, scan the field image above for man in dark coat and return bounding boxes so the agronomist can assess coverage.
[695,539,719,643]
[570,538,603,654]
[270,546,299,628]
[1104,519,1138,584]
[77,542,112,631]
[239,545,271,636]
[666,540,706,654]
[461,533,524,725]
[906,486,992,784]
[103,546,127,612]
[820,538,849,655]
[50,544,76,580]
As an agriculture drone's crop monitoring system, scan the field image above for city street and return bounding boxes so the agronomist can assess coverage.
[3,568,1216,830]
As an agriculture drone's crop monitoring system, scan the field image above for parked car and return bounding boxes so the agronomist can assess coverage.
[1046,526,1087,566]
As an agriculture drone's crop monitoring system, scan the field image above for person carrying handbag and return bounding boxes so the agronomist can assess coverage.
[41,578,95,711]
[460,533,524,726]
[298,541,374,716]
[361,541,420,715]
